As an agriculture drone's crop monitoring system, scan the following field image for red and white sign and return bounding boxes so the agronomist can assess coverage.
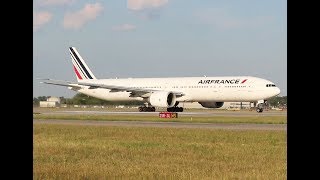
[159,112,178,118]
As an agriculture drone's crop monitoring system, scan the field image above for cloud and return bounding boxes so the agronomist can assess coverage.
[127,0,168,11]
[35,0,75,7]
[33,11,53,32]
[196,8,274,30]
[63,3,103,29]
[112,24,136,31]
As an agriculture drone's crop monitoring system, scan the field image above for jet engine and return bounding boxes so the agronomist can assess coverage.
[149,91,176,107]
[198,102,224,108]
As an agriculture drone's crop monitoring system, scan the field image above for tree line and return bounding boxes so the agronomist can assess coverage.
[266,95,287,107]
[33,93,287,107]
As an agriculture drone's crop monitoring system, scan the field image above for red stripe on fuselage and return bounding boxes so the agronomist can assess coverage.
[241,79,247,83]
[73,65,83,80]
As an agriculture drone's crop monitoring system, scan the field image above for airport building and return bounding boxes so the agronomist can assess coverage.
[39,97,61,108]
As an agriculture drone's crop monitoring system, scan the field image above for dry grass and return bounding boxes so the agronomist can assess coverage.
[33,124,287,179]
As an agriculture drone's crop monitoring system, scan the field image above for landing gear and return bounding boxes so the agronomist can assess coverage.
[256,100,267,113]
[138,106,156,112]
[256,107,263,113]
[137,101,184,112]
[167,107,183,112]
[167,102,183,112]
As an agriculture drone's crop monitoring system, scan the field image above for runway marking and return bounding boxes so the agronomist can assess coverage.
[34,119,286,131]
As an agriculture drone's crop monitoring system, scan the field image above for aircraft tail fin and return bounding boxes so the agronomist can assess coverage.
[69,47,97,81]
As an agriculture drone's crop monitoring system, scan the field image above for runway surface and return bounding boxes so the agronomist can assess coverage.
[39,110,286,117]
[33,119,286,131]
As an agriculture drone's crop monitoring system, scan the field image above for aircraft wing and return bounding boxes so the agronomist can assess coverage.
[40,79,185,97]
[39,79,81,88]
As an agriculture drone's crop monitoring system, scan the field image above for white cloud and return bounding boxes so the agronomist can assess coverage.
[63,3,103,30]
[127,0,168,11]
[35,0,75,6]
[33,11,53,32]
[112,24,136,31]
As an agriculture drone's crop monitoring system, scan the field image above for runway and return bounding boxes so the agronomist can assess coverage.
[33,119,286,131]
[39,110,286,117]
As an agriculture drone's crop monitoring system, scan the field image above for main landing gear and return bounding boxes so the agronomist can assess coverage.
[167,102,183,112]
[167,107,183,112]
[138,106,156,112]
[138,106,184,112]
[138,102,184,112]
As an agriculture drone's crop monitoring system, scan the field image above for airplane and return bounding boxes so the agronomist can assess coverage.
[40,47,281,113]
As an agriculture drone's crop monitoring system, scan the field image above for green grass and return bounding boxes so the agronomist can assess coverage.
[33,124,287,179]
[33,114,287,124]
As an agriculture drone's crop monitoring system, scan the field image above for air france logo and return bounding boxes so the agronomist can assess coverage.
[198,79,248,84]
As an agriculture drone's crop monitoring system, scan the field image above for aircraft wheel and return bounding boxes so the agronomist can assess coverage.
[256,108,263,113]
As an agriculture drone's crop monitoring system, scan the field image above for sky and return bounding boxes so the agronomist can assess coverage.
[33,0,287,98]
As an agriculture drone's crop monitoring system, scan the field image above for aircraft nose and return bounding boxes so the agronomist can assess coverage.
[274,87,281,95]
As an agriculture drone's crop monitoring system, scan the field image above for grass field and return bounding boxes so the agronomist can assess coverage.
[33,124,287,179]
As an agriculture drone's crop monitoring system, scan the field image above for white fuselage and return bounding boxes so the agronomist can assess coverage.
[73,76,280,103]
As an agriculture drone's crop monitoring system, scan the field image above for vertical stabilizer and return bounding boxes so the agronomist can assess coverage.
[69,47,97,81]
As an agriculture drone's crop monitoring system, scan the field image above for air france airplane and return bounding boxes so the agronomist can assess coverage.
[41,47,281,113]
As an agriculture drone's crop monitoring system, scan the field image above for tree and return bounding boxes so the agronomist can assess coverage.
[33,97,39,106]
[267,96,287,107]
[59,96,67,104]
[37,96,48,101]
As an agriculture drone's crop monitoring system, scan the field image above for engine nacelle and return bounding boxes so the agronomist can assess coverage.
[198,102,224,108]
[149,91,176,107]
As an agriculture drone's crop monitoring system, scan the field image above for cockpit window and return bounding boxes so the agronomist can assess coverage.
[266,84,276,87]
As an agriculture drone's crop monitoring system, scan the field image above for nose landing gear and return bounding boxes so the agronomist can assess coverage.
[256,100,267,113]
